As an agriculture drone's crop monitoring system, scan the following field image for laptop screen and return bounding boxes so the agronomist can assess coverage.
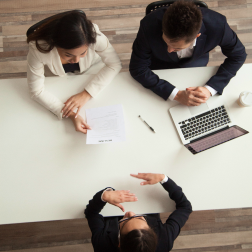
[185,125,249,154]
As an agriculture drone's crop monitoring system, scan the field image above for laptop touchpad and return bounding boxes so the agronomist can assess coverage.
[188,103,209,116]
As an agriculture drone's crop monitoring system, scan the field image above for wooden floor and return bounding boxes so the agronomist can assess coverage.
[1,208,252,252]
[0,0,252,251]
[0,0,252,78]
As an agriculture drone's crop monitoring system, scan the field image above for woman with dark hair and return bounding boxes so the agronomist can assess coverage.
[84,173,192,252]
[27,10,122,133]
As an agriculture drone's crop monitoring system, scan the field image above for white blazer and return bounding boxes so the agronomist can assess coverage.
[27,24,122,119]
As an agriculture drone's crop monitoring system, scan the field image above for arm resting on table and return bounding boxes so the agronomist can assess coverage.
[84,24,122,98]
[27,43,64,119]
[206,19,247,94]
[129,21,175,100]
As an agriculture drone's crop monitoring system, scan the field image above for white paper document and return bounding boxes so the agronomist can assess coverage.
[86,104,126,144]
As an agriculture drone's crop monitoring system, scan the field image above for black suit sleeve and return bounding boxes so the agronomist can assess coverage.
[129,21,176,100]
[162,178,192,251]
[84,188,115,252]
[206,18,247,94]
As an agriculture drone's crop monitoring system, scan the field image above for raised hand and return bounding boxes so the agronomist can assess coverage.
[130,173,165,185]
[102,190,138,212]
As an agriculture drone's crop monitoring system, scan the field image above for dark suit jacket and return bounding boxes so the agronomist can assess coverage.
[129,7,247,100]
[84,178,192,252]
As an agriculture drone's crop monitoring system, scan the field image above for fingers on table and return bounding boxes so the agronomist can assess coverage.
[83,122,92,130]
[65,103,77,117]
[78,125,87,134]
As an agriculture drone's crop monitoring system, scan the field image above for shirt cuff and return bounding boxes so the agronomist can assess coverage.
[205,85,218,96]
[101,187,114,202]
[168,88,179,101]
[160,175,168,184]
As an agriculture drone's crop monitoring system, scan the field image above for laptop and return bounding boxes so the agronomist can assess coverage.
[169,95,249,154]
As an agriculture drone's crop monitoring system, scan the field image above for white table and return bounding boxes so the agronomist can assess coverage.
[1,64,252,225]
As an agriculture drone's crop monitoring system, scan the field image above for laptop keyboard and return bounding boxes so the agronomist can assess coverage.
[179,105,231,140]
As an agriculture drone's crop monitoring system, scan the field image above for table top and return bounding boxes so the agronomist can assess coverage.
[1,64,252,225]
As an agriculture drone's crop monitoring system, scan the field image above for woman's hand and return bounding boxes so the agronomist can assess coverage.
[62,90,92,118]
[130,173,165,185]
[102,190,138,212]
[69,113,91,134]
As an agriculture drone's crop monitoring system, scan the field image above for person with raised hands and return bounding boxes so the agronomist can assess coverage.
[84,173,192,252]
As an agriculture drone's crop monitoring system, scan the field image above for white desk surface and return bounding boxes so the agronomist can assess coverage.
[0,64,252,225]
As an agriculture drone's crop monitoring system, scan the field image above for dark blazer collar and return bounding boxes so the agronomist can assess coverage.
[191,21,207,59]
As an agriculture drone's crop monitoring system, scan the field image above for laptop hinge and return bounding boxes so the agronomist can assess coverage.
[189,125,230,143]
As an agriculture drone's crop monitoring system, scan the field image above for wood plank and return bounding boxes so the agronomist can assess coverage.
[2,24,30,36]
[31,7,145,22]
[93,16,142,31]
[0,15,32,24]
[218,8,252,19]
[0,218,91,251]
[215,208,252,218]
[0,0,150,14]
[3,36,27,43]
[0,36,3,48]
[0,244,94,252]
[112,43,132,54]
[0,60,26,73]
[0,72,27,79]
[173,230,252,249]
[218,0,247,7]
[236,33,252,43]
[0,51,28,59]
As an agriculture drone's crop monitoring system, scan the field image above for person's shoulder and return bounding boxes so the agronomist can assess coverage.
[201,7,227,23]
[28,40,51,52]
[92,23,101,34]
[141,7,167,29]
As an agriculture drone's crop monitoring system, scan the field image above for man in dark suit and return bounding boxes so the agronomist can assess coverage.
[84,173,192,252]
[129,0,247,106]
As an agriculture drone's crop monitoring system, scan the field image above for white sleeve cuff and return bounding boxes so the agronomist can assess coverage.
[169,88,179,101]
[160,175,168,184]
[101,187,114,202]
[205,85,218,96]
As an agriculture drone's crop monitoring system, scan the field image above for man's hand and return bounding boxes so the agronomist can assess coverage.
[174,86,211,106]
[62,90,91,118]
[69,113,91,134]
[102,190,138,212]
[130,173,165,185]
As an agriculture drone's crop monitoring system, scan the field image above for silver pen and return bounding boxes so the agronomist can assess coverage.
[138,115,156,133]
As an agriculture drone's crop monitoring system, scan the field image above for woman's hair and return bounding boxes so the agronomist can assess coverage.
[27,10,96,53]
[162,0,202,43]
[120,228,158,252]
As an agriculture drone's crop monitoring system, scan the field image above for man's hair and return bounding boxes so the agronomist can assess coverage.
[162,0,202,43]
[120,228,158,252]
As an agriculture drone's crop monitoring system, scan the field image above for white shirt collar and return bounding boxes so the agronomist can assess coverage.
[189,38,197,49]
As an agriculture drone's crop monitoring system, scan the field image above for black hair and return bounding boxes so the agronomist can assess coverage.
[120,228,158,252]
[162,0,202,43]
[27,10,96,53]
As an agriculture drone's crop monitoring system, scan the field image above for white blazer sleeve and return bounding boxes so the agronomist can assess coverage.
[84,24,122,97]
[27,43,64,119]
